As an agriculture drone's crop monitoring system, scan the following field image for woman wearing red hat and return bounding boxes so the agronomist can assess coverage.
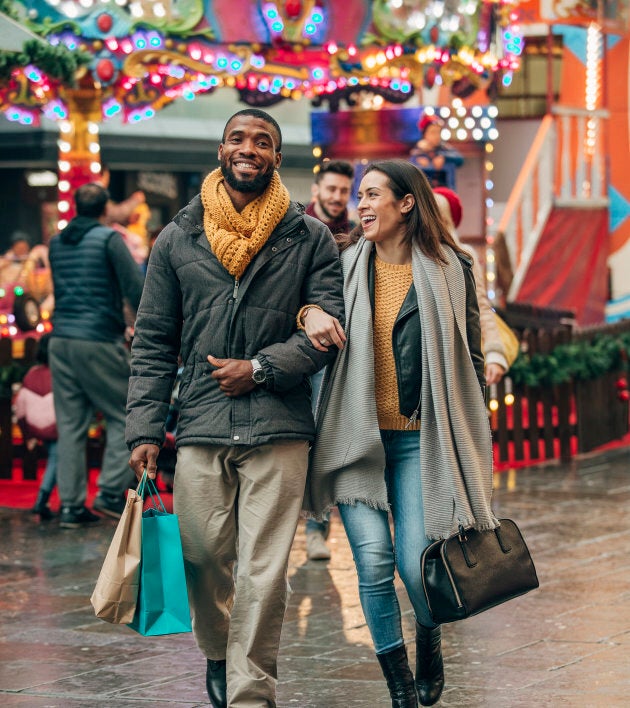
[434,186,511,384]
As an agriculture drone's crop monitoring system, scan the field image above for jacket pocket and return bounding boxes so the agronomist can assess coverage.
[177,353,196,402]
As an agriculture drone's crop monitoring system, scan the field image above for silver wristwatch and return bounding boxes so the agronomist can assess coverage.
[251,358,266,384]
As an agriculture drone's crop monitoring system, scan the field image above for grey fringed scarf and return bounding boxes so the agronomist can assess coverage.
[304,237,498,540]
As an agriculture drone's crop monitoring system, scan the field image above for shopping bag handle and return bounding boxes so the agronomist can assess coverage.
[135,468,148,496]
[136,469,168,513]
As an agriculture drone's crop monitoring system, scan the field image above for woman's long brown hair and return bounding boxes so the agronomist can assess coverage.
[347,159,470,263]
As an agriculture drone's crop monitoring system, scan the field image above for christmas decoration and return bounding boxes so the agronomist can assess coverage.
[1,0,522,125]
[0,39,91,83]
[508,331,630,388]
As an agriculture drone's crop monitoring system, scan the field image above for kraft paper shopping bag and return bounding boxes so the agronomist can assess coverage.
[90,486,144,624]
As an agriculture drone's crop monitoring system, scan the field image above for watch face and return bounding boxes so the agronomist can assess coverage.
[252,368,266,384]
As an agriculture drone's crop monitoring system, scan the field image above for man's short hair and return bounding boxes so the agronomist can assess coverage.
[314,160,354,184]
[222,109,283,151]
[75,183,110,218]
[10,230,31,246]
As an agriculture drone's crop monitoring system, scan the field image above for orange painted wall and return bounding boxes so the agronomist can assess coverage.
[558,49,586,107]
[522,3,630,259]
[556,30,630,258]
[606,37,630,255]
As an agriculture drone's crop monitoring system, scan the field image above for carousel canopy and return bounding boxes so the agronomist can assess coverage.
[0,0,523,125]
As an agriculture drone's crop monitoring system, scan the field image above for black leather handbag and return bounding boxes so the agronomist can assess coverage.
[421,518,539,624]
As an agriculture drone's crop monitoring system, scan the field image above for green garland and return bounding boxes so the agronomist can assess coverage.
[0,38,91,84]
[509,331,630,387]
[0,0,18,20]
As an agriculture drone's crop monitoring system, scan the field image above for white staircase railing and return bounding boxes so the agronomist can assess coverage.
[553,105,609,207]
[494,107,609,301]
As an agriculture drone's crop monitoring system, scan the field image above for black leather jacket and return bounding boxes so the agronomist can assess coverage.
[368,250,485,419]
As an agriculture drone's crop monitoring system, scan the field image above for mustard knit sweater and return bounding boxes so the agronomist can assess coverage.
[373,256,421,431]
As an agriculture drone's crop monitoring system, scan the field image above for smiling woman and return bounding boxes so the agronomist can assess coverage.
[304,159,496,707]
[356,169,414,262]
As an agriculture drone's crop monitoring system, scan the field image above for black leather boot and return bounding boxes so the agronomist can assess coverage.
[31,490,53,520]
[376,644,418,708]
[415,622,444,706]
[205,659,227,708]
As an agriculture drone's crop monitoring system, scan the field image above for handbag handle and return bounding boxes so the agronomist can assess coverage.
[457,524,514,569]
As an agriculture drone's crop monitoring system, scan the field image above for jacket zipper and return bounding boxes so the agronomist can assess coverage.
[404,393,421,429]
[404,407,420,429]
[225,278,239,358]
[226,230,299,352]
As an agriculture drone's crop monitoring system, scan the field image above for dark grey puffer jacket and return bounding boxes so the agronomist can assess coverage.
[126,195,345,450]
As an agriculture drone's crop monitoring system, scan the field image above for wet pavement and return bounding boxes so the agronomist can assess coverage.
[1,444,629,707]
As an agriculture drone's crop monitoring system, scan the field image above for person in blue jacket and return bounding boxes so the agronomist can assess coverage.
[410,114,464,188]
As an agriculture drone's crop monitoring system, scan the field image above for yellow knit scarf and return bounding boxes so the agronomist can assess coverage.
[201,168,290,279]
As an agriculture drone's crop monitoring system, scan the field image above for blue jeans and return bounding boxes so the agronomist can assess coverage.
[306,516,329,536]
[39,440,58,494]
[338,430,435,655]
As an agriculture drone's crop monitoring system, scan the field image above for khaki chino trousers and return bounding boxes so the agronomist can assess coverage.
[174,441,309,708]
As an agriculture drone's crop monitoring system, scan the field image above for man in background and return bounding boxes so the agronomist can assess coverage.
[304,159,356,561]
[306,159,356,239]
[48,182,144,529]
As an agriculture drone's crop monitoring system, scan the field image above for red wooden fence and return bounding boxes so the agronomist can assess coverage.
[491,305,630,467]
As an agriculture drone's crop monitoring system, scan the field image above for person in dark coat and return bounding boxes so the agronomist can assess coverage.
[409,114,464,188]
[126,109,345,708]
[48,182,144,529]
[303,159,357,560]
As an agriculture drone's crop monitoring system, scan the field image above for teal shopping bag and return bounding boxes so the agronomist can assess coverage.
[127,476,192,636]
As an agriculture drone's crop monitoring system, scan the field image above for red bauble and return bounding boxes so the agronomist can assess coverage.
[284,0,302,19]
[615,377,628,390]
[429,25,440,45]
[96,59,115,82]
[618,390,630,402]
[424,66,437,89]
[96,13,113,33]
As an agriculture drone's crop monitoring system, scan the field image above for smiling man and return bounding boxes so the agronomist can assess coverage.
[126,109,344,708]
[306,159,356,239]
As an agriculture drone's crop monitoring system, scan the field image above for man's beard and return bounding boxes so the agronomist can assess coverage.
[319,199,344,222]
[221,163,275,193]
